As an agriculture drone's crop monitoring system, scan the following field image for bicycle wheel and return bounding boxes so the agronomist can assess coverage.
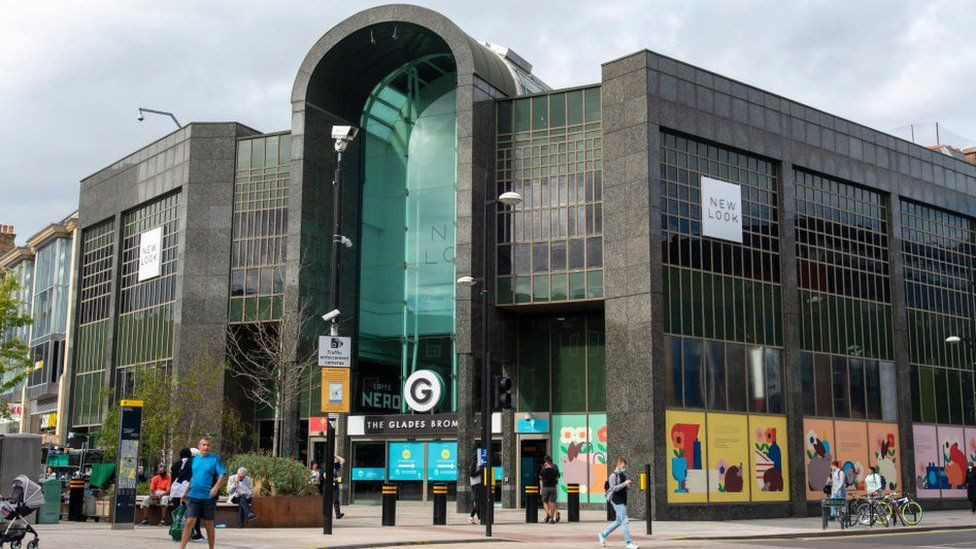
[900,500,923,526]
[874,501,892,527]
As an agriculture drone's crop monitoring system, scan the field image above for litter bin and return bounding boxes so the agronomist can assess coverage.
[38,480,61,524]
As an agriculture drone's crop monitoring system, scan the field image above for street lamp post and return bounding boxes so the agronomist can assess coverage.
[323,125,359,536]
[136,107,182,128]
[457,189,521,538]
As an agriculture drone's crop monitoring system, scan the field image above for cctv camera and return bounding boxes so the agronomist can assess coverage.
[322,309,341,322]
[334,235,353,249]
[137,113,145,121]
[331,125,359,141]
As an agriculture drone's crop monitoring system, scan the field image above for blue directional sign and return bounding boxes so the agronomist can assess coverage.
[427,442,457,481]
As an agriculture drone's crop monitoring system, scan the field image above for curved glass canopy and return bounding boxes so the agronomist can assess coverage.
[356,54,458,414]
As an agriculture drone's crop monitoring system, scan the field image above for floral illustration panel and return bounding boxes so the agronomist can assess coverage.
[803,418,835,501]
[748,414,789,502]
[938,425,966,497]
[552,413,607,503]
[912,424,941,498]
[705,412,750,502]
[666,410,708,503]
[866,422,899,493]
[832,420,869,494]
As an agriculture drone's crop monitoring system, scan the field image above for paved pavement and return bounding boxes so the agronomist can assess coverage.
[25,503,976,548]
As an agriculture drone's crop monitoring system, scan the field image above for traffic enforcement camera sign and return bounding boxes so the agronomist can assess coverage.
[318,336,351,367]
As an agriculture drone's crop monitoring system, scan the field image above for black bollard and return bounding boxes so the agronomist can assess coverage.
[382,483,397,526]
[566,483,580,522]
[643,464,652,535]
[68,478,86,522]
[604,480,615,521]
[432,483,447,525]
[524,485,539,523]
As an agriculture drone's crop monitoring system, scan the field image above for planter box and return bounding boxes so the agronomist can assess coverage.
[249,496,323,528]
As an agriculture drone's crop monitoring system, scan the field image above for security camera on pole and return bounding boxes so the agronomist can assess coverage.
[321,124,358,536]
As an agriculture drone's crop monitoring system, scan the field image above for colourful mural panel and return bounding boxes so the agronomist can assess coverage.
[966,428,976,469]
[586,414,609,503]
[913,424,940,498]
[803,418,835,500]
[552,413,608,503]
[833,420,869,493]
[706,412,750,502]
[867,422,899,492]
[666,410,708,503]
[748,415,789,501]
[939,426,967,497]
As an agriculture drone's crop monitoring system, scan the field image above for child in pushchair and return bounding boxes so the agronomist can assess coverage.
[0,475,44,549]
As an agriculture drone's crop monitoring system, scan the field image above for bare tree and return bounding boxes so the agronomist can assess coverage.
[226,298,318,457]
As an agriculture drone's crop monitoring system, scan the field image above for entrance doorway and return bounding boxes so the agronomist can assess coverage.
[519,439,547,508]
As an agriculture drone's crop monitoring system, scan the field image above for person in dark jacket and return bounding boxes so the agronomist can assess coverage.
[468,454,485,525]
[332,455,345,519]
[966,462,976,513]
[171,448,204,542]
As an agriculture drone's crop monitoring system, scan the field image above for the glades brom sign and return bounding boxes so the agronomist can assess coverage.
[700,176,743,243]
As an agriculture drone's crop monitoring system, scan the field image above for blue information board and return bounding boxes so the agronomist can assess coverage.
[427,442,457,481]
[389,442,425,481]
[351,467,385,481]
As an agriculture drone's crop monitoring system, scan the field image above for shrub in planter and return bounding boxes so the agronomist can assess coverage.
[228,454,315,497]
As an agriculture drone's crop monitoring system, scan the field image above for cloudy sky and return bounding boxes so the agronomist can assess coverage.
[2,0,975,244]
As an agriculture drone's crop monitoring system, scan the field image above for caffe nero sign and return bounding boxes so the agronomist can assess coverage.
[363,413,459,436]
[700,176,743,243]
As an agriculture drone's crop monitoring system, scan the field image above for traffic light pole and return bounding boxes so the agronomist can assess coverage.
[481,195,493,538]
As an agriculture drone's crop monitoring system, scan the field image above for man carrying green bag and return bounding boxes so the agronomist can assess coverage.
[169,504,186,541]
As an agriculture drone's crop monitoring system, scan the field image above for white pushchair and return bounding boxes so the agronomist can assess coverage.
[0,475,43,548]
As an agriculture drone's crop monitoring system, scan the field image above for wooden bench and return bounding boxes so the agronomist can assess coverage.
[820,497,848,529]
[135,496,238,526]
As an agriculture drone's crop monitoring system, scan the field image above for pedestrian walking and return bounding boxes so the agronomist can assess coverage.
[178,437,228,549]
[170,448,204,542]
[227,467,258,528]
[599,457,638,549]
[966,462,976,513]
[468,453,485,525]
[332,455,346,519]
[538,456,560,523]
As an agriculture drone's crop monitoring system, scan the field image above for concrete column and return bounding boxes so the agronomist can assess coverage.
[601,52,657,521]
[775,160,808,516]
[885,196,917,497]
[455,353,476,513]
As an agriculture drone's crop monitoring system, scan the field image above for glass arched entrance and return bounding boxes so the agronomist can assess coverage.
[356,54,458,415]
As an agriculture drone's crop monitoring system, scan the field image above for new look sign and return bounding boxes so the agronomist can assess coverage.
[700,176,743,243]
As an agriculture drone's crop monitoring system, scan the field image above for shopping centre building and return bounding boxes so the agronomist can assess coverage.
[47,4,976,519]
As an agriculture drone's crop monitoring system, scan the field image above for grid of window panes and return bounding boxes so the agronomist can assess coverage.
[659,132,782,413]
[901,201,976,425]
[30,237,71,344]
[795,169,893,362]
[515,313,605,413]
[495,87,603,305]
[229,133,290,322]
[3,259,33,343]
[800,352,896,420]
[660,132,781,346]
[114,193,181,397]
[72,220,114,427]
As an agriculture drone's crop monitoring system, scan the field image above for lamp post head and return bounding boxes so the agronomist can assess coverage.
[498,191,523,207]
[456,276,477,287]
[946,335,963,344]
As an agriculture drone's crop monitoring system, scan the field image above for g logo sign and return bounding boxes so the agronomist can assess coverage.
[403,370,444,413]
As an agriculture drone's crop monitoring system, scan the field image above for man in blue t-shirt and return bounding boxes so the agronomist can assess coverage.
[179,437,227,549]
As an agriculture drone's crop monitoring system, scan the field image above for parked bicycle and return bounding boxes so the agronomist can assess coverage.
[881,492,923,527]
[854,494,891,527]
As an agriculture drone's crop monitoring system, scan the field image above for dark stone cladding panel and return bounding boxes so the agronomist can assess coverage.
[601,51,656,522]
